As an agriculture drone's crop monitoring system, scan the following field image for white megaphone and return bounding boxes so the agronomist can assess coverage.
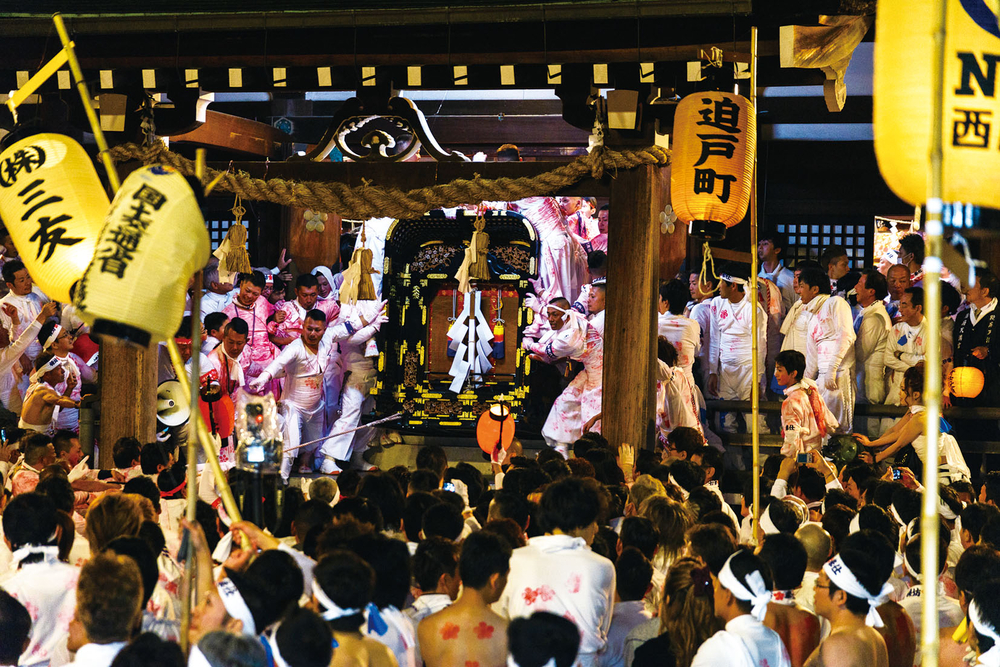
[157,380,190,426]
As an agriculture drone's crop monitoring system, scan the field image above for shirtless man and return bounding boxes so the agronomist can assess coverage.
[419,531,511,667]
[20,352,79,434]
[758,533,821,667]
[312,550,398,667]
[806,549,891,667]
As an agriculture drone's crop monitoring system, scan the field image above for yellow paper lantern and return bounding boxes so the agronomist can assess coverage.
[74,165,210,347]
[951,366,985,399]
[670,91,756,240]
[0,133,109,302]
[874,0,1000,207]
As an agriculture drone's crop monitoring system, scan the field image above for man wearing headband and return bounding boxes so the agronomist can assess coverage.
[693,550,790,667]
[38,319,94,433]
[808,549,890,667]
[707,262,767,433]
[899,528,963,659]
[19,353,78,435]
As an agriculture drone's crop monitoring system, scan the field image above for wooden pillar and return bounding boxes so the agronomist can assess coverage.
[604,164,669,450]
[97,341,157,468]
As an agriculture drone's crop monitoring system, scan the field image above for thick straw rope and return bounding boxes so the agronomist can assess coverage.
[107,142,670,219]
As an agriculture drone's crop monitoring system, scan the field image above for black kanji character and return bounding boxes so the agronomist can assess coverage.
[693,168,738,204]
[28,215,83,262]
[952,109,991,148]
[0,145,46,188]
[694,134,739,166]
[696,98,742,134]
[132,184,167,211]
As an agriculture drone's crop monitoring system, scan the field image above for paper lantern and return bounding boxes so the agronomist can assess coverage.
[951,366,985,398]
[874,0,1000,208]
[0,133,108,302]
[670,91,756,240]
[476,404,515,454]
[74,165,210,347]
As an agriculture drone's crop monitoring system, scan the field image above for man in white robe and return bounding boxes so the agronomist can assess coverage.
[708,265,767,433]
[799,267,856,434]
[853,269,892,437]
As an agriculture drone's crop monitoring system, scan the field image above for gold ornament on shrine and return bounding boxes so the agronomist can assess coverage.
[454,213,491,293]
[0,133,108,302]
[74,164,210,347]
[874,0,1000,208]
[339,222,378,304]
[951,366,985,399]
[213,196,252,285]
[670,91,756,240]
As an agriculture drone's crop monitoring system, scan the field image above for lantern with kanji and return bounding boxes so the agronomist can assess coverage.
[670,92,756,240]
[951,367,985,399]
[874,0,1000,209]
[0,133,109,302]
[74,165,210,347]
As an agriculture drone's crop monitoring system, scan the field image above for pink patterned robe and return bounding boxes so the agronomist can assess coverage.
[223,297,279,397]
[516,197,589,304]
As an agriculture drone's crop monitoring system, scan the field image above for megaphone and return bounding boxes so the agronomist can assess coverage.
[157,380,190,426]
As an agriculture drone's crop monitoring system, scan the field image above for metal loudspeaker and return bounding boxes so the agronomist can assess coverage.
[157,380,190,426]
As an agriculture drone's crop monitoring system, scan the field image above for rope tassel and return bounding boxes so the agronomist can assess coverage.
[340,223,378,304]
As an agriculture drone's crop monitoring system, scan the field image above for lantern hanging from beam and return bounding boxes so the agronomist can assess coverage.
[0,133,108,302]
[874,0,1000,208]
[74,165,210,348]
[951,366,985,399]
[670,91,756,240]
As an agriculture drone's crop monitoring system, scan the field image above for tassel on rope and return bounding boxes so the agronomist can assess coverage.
[698,241,721,296]
[455,211,491,293]
[212,196,253,284]
[340,222,379,304]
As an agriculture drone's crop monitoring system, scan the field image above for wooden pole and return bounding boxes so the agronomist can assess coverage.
[604,165,666,451]
[749,26,761,543]
[920,2,947,666]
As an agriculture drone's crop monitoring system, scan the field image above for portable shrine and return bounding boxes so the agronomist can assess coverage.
[373,209,539,433]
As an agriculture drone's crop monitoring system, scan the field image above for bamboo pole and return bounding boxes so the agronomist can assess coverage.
[749,26,761,544]
[919,2,947,666]
[52,14,121,193]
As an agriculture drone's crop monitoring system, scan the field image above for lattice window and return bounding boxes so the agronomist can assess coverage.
[776,221,871,270]
[205,219,248,251]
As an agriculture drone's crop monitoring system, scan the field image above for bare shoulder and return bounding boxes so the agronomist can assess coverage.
[807,629,887,667]
[364,637,399,667]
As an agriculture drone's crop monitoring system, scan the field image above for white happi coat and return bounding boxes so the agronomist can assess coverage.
[499,535,616,667]
[759,261,797,314]
[780,294,828,356]
[517,197,589,305]
[691,615,791,667]
[689,299,713,388]
[780,379,839,456]
[318,301,386,465]
[805,295,856,433]
[883,318,927,405]
[656,360,702,438]
[709,293,767,399]
[0,548,80,667]
[0,319,41,412]
[855,301,892,405]
[536,315,603,449]
[658,311,701,383]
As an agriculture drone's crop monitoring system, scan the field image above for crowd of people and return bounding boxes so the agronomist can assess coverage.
[1,152,1000,667]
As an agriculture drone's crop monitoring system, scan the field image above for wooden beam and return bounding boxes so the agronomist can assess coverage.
[98,342,157,468]
[169,110,291,158]
[604,164,664,451]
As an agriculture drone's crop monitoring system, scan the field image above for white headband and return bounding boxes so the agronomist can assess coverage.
[848,513,861,534]
[822,554,893,627]
[718,552,772,621]
[939,499,958,521]
[43,324,62,350]
[760,503,780,536]
[29,355,61,383]
[720,273,748,286]
[217,577,256,636]
[971,600,1000,667]
[188,646,213,667]
[508,657,556,667]
[312,577,362,620]
[889,503,905,527]
[11,544,59,568]
[267,626,292,667]
[546,303,571,323]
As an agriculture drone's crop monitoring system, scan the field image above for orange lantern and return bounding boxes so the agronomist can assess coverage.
[951,367,985,399]
[476,404,515,454]
[670,91,756,240]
